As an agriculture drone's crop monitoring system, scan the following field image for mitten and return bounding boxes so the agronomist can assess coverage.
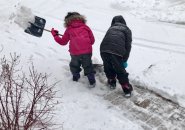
[51,28,59,37]
[122,62,128,68]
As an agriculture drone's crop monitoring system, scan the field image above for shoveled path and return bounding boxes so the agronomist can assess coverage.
[103,86,185,130]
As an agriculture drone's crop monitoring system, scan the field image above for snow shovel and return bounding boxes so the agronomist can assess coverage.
[25,16,63,37]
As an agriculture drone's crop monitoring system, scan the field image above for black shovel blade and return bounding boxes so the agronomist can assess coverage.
[25,16,46,37]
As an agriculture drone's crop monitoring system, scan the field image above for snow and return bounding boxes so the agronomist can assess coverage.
[1,0,185,129]
[14,6,35,30]
[112,0,185,24]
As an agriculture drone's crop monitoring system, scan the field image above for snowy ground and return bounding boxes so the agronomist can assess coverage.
[1,0,185,129]
[112,0,185,24]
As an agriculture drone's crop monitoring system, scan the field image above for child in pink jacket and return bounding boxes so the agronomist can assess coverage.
[51,12,96,87]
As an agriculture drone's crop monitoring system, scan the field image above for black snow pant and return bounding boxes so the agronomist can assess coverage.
[100,52,129,85]
[70,53,94,76]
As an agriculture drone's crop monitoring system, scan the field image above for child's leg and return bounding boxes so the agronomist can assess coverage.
[100,53,116,78]
[81,54,96,85]
[100,53,117,88]
[80,54,94,75]
[110,54,133,97]
[70,55,82,81]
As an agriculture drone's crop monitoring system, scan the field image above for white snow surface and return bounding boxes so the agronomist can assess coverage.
[14,6,35,29]
[1,0,185,129]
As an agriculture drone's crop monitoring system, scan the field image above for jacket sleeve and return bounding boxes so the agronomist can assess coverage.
[54,29,69,45]
[124,29,132,61]
[86,26,95,45]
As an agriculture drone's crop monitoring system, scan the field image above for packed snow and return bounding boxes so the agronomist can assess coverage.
[1,0,185,129]
[112,0,185,24]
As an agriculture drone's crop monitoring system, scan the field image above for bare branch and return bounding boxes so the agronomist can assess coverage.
[0,53,61,130]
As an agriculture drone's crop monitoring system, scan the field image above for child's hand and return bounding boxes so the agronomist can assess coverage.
[51,28,59,37]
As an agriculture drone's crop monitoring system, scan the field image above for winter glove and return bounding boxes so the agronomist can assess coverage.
[51,28,59,37]
[122,62,128,68]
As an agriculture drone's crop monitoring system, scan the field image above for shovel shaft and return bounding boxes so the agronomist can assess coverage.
[44,28,63,36]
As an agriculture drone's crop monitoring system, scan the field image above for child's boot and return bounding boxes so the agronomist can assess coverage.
[87,73,96,88]
[121,83,133,98]
[107,78,116,89]
[72,73,80,81]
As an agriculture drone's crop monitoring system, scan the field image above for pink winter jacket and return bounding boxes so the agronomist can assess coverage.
[54,20,95,55]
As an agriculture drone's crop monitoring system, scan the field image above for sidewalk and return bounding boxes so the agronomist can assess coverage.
[104,86,185,130]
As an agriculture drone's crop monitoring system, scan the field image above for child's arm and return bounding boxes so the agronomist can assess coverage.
[86,26,95,45]
[54,29,69,45]
[51,28,69,45]
[124,29,132,61]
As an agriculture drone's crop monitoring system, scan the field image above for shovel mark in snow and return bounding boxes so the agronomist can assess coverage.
[27,41,37,46]
[47,47,58,54]
[8,37,16,42]
[134,42,185,55]
[0,44,4,53]
[58,58,70,63]
[135,37,185,48]
[34,52,45,59]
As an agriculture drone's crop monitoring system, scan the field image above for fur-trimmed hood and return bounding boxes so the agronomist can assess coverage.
[64,12,87,27]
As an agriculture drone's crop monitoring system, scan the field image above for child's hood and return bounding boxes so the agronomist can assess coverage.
[64,13,86,27]
[111,15,126,26]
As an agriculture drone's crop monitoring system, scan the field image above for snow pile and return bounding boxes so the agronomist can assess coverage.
[0,1,35,30]
[14,6,35,29]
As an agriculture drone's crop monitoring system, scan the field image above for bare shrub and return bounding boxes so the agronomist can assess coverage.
[0,54,60,130]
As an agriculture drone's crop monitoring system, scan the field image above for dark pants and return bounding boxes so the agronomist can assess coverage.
[70,53,94,75]
[100,52,129,85]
